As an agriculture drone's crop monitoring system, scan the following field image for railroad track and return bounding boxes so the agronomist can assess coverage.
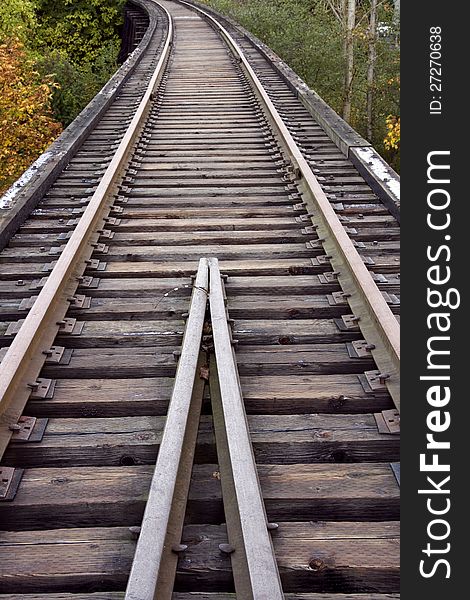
[0,0,400,597]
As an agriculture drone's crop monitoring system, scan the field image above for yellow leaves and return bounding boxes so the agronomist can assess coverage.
[384,115,400,151]
[0,38,62,194]
[355,29,368,41]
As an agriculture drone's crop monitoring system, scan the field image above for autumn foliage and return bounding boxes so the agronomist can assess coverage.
[384,115,400,151]
[0,0,124,197]
[0,39,62,194]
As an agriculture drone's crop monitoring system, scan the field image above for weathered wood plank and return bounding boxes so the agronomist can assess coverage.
[0,275,353,300]
[172,593,401,599]
[221,595,400,599]
[224,275,369,295]
[117,206,293,217]
[73,297,190,320]
[0,523,399,593]
[39,343,373,380]
[0,595,125,600]
[241,374,392,414]
[349,228,399,241]
[0,277,193,300]
[86,275,338,298]
[22,373,391,418]
[3,414,398,467]
[0,259,326,280]
[95,259,323,277]
[208,256,284,598]
[248,414,399,463]
[0,527,135,593]
[53,320,185,348]
[1,243,321,263]
[235,344,375,374]
[42,195,295,208]
[234,320,358,344]
[20,217,300,232]
[42,347,178,378]
[5,205,302,228]
[176,522,399,593]
[74,295,361,320]
[3,318,359,348]
[26,377,176,417]
[2,416,213,468]
[8,229,306,247]
[0,463,398,531]
[62,295,345,321]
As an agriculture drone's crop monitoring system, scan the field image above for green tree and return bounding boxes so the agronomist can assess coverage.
[36,38,121,126]
[34,0,125,65]
[33,0,125,126]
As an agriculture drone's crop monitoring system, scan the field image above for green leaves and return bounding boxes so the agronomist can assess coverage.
[33,0,125,127]
[34,0,125,65]
[0,0,38,43]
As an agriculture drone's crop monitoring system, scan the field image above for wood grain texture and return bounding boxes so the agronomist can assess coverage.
[3,414,398,467]
[37,343,374,380]
[0,463,398,530]
[23,372,391,418]
[176,522,399,592]
[0,523,399,593]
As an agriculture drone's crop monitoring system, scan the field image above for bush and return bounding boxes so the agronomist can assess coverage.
[36,39,120,127]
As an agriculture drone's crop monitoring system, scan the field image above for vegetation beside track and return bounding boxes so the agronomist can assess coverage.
[199,0,400,170]
[0,0,125,194]
[1,0,400,196]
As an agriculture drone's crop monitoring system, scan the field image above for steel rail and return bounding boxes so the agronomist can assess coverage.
[0,0,174,460]
[177,0,400,411]
[125,258,209,600]
[208,257,285,600]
